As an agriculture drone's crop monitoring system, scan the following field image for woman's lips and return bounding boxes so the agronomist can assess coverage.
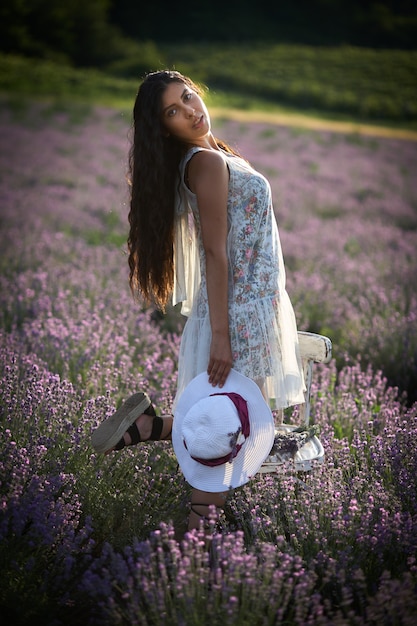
[193,114,204,128]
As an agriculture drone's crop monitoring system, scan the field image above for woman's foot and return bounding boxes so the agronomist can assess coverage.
[91,392,172,454]
[188,489,227,532]
[113,412,172,451]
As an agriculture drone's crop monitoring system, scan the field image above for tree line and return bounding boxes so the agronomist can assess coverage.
[111,0,417,48]
[1,0,416,70]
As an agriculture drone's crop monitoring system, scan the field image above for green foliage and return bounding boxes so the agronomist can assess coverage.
[0,54,138,106]
[2,43,417,127]
[105,40,163,78]
[0,0,120,66]
[2,0,417,63]
[162,43,417,123]
[110,1,417,49]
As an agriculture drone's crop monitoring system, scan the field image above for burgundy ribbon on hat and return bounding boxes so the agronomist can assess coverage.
[186,392,250,467]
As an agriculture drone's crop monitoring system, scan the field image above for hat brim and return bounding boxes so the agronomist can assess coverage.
[172,369,275,492]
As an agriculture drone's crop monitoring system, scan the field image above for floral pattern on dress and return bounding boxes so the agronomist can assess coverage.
[174,148,304,409]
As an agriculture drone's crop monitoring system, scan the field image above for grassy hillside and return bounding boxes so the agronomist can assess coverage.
[162,43,417,126]
[1,44,417,129]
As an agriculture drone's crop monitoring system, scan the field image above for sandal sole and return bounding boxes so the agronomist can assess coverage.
[91,392,151,453]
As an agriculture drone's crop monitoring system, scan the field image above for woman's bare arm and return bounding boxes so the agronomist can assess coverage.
[188,150,232,387]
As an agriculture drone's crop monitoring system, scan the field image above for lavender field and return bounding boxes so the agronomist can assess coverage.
[1,99,417,625]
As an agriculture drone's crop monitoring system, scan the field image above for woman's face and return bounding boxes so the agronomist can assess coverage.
[160,81,211,146]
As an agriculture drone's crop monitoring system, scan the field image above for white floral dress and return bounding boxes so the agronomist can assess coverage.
[173,147,305,409]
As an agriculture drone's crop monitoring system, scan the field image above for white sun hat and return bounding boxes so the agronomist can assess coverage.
[172,369,275,492]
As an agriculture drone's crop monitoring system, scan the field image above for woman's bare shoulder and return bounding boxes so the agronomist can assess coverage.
[187,148,228,185]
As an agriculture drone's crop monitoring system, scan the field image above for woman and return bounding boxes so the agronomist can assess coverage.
[92,70,305,530]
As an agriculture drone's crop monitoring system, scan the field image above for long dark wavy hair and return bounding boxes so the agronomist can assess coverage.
[127,70,238,311]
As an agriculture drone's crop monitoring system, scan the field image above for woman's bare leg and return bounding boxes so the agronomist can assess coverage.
[123,413,172,444]
[188,488,227,531]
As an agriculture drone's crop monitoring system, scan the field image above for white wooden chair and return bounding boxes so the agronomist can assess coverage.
[259,331,332,473]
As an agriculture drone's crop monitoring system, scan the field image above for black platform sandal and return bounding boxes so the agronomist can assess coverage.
[114,404,169,450]
[92,391,161,454]
[190,503,224,532]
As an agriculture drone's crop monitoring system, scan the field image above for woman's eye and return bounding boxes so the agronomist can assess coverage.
[184,92,192,102]
[167,108,176,117]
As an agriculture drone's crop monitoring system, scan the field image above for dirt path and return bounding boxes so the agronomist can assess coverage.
[211,107,417,141]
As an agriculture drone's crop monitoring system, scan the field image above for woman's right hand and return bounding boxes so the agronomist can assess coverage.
[207,331,233,388]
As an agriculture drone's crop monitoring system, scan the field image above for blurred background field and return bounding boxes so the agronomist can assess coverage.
[1,1,417,129]
[1,2,417,624]
[1,44,417,131]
